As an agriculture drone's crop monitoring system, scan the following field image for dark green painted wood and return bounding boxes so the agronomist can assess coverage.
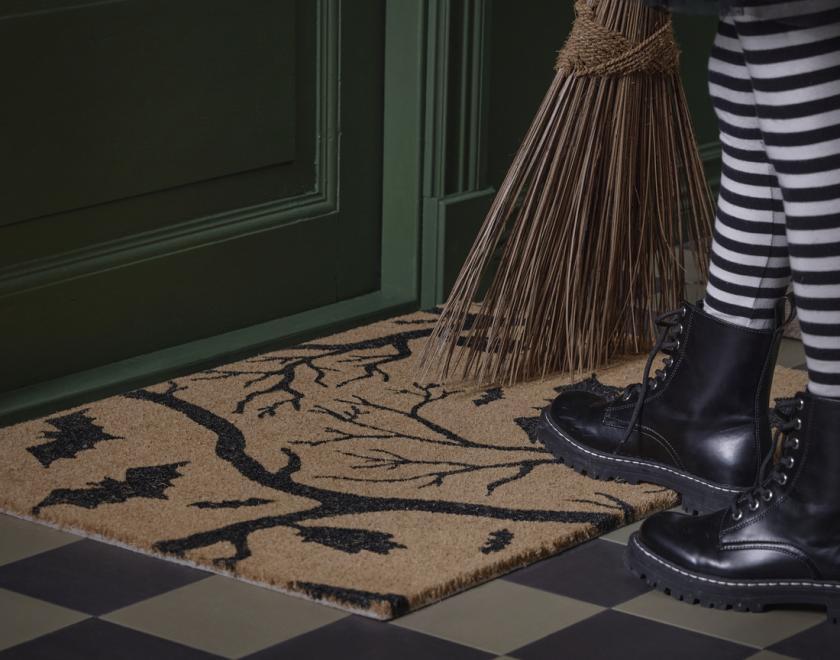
[440,189,494,297]
[0,0,427,425]
[333,1,385,300]
[420,0,493,307]
[673,15,720,148]
[380,0,426,302]
[0,0,387,395]
[1,0,317,266]
[1,0,297,225]
[4,215,338,391]
[485,1,574,187]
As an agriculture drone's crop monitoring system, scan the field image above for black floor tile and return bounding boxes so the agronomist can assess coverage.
[502,539,650,607]
[0,539,210,615]
[510,610,754,660]
[769,619,840,659]
[0,619,222,660]
[242,615,495,660]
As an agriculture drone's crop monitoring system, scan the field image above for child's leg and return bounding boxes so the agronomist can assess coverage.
[703,15,791,329]
[737,4,840,396]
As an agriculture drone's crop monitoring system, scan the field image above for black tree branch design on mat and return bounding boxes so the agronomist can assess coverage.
[303,381,549,455]
[315,447,553,496]
[110,383,631,571]
[191,324,438,417]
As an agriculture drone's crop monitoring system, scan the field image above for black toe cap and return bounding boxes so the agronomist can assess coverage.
[544,389,623,454]
[638,510,723,572]
[548,389,603,426]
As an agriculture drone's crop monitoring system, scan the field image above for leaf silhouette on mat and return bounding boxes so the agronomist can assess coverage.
[27,409,123,468]
[296,526,407,554]
[481,528,513,554]
[32,462,189,515]
[190,497,274,509]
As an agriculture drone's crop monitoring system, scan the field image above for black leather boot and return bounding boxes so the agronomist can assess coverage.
[625,392,840,622]
[538,300,786,513]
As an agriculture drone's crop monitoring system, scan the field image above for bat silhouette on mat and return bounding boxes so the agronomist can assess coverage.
[32,462,189,514]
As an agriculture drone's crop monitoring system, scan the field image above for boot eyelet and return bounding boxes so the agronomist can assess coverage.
[762,490,774,502]
[651,381,659,391]
[732,509,743,521]
[796,398,805,411]
[680,307,688,318]
[674,339,681,350]
[782,456,795,469]
[621,391,632,401]
[791,437,800,450]
[749,500,760,511]
[794,417,802,430]
[778,473,788,485]
[675,323,684,335]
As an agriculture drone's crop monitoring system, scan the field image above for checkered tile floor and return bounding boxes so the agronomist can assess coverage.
[1,513,834,660]
[3,339,833,660]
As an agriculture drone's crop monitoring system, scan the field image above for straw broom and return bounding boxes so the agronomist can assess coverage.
[417,0,713,386]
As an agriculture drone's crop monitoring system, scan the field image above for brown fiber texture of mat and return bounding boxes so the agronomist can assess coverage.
[0,309,808,619]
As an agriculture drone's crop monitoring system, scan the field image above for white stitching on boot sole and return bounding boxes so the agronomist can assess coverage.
[543,412,742,494]
[632,536,840,590]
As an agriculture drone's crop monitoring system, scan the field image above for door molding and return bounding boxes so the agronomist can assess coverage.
[419,0,495,308]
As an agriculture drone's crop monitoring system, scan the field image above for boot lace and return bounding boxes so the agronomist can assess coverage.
[618,306,688,446]
[730,396,805,522]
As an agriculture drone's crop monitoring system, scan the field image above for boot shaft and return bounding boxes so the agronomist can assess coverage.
[622,301,784,487]
[655,302,781,420]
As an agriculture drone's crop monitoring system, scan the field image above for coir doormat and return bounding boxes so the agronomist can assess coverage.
[0,309,808,619]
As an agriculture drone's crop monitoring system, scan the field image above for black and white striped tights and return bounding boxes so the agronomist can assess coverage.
[703,1,840,397]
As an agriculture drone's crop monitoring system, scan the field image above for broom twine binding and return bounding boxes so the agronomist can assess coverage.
[555,0,679,76]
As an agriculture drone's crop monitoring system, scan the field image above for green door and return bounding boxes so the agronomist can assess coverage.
[0,0,425,422]
[0,0,716,425]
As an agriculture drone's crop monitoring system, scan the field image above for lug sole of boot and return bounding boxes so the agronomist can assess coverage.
[625,534,840,623]
[539,409,743,515]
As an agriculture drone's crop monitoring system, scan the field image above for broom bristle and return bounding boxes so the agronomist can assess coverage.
[416,0,713,387]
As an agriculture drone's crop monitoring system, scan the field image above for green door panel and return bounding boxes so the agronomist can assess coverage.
[0,0,385,395]
[2,0,296,224]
